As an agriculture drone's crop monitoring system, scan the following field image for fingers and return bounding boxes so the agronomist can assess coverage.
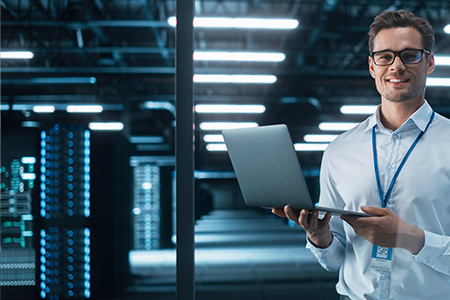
[360,206,390,216]
[271,207,287,218]
[284,205,301,225]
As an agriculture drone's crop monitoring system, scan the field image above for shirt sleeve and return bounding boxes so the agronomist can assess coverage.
[306,231,345,272]
[305,147,347,272]
[414,230,450,275]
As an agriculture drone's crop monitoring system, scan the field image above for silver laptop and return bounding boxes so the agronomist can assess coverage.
[222,124,372,217]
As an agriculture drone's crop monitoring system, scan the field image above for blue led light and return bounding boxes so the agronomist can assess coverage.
[68,210,73,216]
[84,208,90,217]
[68,132,74,139]
[40,291,46,298]
[84,238,90,245]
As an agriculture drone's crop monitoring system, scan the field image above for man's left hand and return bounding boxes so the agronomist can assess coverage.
[341,206,425,255]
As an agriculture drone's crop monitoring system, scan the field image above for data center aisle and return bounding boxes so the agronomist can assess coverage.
[124,209,339,300]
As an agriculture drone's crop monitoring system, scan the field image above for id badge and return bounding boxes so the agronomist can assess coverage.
[370,245,393,273]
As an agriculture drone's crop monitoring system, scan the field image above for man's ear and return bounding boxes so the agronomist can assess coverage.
[426,52,435,75]
[368,56,376,79]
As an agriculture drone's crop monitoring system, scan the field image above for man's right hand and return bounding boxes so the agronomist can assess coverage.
[272,205,333,248]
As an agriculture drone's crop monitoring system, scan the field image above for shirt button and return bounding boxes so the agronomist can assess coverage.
[424,258,429,263]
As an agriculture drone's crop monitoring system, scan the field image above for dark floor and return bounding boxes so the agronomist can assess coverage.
[115,209,340,300]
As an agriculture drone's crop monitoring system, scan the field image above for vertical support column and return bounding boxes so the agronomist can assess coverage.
[175,0,195,299]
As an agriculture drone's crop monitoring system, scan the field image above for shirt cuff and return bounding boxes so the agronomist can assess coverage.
[306,234,340,261]
[414,230,446,266]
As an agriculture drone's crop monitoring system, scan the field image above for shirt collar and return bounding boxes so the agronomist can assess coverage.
[364,100,433,133]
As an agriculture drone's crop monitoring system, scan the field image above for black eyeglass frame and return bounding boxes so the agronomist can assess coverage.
[370,48,431,66]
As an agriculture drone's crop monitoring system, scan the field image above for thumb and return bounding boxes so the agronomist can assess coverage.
[360,206,388,216]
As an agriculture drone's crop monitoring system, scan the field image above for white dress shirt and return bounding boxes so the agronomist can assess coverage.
[306,101,450,300]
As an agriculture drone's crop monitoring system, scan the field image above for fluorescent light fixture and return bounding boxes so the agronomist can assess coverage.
[435,56,450,66]
[33,105,55,113]
[340,105,377,115]
[444,24,450,34]
[2,77,97,85]
[195,104,266,114]
[1,104,10,111]
[21,157,36,164]
[203,134,225,142]
[21,121,40,128]
[303,134,338,143]
[294,143,329,151]
[1,51,34,59]
[319,122,358,131]
[199,122,258,131]
[66,105,103,113]
[129,136,164,144]
[426,77,450,87]
[88,122,124,131]
[20,173,36,180]
[206,143,228,151]
[194,51,285,62]
[168,17,299,30]
[194,74,277,84]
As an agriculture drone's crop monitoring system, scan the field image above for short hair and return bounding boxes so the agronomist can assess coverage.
[368,10,435,53]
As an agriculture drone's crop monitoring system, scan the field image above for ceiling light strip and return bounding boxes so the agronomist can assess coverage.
[203,134,225,143]
[33,106,56,113]
[199,122,258,131]
[1,51,34,59]
[194,74,277,84]
[435,56,450,66]
[88,122,124,131]
[340,105,377,115]
[194,51,285,62]
[426,77,450,87]
[318,122,358,131]
[168,17,299,30]
[66,105,104,113]
[303,134,338,143]
[294,143,329,151]
[195,104,266,114]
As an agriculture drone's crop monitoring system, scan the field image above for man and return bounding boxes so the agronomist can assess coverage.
[273,10,450,300]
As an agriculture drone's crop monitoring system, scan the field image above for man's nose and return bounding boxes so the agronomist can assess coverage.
[389,55,406,71]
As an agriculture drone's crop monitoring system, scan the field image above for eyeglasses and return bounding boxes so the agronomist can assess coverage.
[371,48,431,66]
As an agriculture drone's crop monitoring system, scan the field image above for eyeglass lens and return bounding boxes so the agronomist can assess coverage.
[373,49,422,65]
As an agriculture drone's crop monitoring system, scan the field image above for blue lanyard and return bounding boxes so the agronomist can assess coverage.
[372,110,435,207]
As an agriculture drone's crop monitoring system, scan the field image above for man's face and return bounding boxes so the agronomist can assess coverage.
[369,27,435,104]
